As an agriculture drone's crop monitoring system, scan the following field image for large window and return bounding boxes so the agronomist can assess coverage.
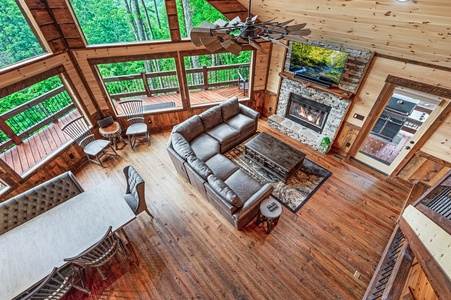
[176,0,228,38]
[0,75,80,175]
[0,0,46,69]
[69,0,170,44]
[97,58,182,114]
[183,51,251,106]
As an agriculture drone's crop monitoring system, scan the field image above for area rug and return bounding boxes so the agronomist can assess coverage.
[224,135,332,213]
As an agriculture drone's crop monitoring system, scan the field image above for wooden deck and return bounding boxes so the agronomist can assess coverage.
[60,121,409,300]
[114,85,246,114]
[0,86,245,178]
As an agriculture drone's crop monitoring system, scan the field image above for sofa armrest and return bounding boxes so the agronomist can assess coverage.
[232,183,273,223]
[239,104,260,121]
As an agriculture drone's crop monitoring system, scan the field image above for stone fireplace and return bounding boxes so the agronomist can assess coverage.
[268,41,372,151]
[285,93,331,134]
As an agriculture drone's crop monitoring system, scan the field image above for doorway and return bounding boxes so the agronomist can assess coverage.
[354,86,444,175]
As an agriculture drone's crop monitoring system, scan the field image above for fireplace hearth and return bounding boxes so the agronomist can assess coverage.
[285,93,331,134]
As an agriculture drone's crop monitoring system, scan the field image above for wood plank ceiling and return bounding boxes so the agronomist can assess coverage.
[237,0,451,68]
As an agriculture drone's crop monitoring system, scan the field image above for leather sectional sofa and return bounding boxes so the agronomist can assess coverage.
[167,97,273,230]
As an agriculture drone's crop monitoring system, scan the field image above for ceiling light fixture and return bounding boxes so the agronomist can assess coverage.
[190,0,311,55]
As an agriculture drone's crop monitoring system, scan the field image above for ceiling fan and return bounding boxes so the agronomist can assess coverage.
[190,0,311,55]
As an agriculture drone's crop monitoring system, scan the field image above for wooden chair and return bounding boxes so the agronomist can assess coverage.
[237,65,249,96]
[62,116,119,167]
[64,226,129,281]
[123,165,154,218]
[118,99,150,149]
[21,264,90,299]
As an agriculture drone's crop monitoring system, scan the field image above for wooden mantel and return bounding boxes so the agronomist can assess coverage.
[279,71,354,100]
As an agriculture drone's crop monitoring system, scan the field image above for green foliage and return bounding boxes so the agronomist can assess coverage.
[70,0,170,44]
[0,0,45,69]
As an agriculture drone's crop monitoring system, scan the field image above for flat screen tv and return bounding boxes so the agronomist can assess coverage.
[289,42,349,87]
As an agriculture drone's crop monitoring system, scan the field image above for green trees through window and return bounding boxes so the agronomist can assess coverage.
[0,0,45,69]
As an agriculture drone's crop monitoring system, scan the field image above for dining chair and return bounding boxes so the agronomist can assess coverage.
[21,264,90,299]
[62,116,119,167]
[64,226,130,281]
[118,99,150,149]
[123,165,154,218]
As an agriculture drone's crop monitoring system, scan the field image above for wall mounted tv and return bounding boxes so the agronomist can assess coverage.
[289,42,349,88]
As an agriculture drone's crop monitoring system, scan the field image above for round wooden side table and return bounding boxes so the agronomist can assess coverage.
[99,121,127,150]
[256,198,283,233]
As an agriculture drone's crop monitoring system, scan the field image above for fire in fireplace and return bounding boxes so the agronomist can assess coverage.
[285,93,331,133]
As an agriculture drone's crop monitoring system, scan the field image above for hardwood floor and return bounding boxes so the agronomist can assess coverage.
[65,120,409,300]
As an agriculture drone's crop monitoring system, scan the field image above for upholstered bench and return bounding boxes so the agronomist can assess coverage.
[0,172,84,235]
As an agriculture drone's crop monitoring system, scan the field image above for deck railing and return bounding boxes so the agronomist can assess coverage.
[0,86,75,152]
[103,63,250,101]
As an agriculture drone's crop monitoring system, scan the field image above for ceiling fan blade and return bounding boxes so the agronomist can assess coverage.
[265,37,289,49]
[190,27,213,46]
[214,19,228,27]
[228,16,242,27]
[249,38,266,53]
[251,15,258,22]
[277,19,295,27]
[199,22,217,29]
[282,35,308,43]
[260,17,278,25]
[286,23,307,31]
[268,33,284,40]
[220,39,242,56]
[201,36,224,52]
[287,29,312,36]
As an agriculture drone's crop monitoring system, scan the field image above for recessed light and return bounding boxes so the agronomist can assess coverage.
[396,0,410,2]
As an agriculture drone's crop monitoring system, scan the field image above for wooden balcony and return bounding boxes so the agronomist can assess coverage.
[0,86,246,186]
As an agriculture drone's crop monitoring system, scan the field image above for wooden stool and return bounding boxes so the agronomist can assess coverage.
[256,198,283,233]
[99,121,127,150]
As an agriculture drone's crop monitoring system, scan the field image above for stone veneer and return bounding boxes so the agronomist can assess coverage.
[269,41,372,151]
[268,79,350,151]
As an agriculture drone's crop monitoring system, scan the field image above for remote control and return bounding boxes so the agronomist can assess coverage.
[269,204,277,212]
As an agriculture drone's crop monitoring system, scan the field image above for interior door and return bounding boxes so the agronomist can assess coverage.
[354,86,445,175]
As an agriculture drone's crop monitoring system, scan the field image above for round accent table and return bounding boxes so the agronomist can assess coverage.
[256,198,283,233]
[99,121,127,150]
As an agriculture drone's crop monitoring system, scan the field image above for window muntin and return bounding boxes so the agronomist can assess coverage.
[0,75,79,175]
[0,0,46,69]
[69,0,170,45]
[97,58,182,114]
[183,51,251,105]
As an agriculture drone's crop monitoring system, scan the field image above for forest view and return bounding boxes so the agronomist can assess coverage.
[0,0,251,150]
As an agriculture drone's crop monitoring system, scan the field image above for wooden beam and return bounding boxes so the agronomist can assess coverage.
[165,0,181,41]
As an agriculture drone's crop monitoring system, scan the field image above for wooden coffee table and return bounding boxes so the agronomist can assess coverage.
[244,132,306,182]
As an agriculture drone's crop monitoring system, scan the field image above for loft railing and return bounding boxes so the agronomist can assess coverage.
[0,86,75,153]
[364,171,451,299]
[103,63,250,101]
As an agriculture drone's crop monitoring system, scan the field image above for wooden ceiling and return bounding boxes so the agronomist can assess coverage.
[234,0,451,68]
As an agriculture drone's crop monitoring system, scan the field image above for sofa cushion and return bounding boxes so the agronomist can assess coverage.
[220,97,240,121]
[200,105,223,131]
[225,169,262,203]
[208,175,243,208]
[173,115,204,142]
[172,132,195,159]
[226,114,255,134]
[190,133,220,161]
[206,123,240,147]
[187,155,213,180]
[205,154,240,181]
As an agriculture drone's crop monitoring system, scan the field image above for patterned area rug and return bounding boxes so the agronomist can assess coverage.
[224,135,332,213]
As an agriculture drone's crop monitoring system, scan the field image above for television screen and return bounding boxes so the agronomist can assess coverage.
[289,43,349,86]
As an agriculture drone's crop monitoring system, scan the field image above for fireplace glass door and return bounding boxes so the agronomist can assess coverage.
[285,94,331,134]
